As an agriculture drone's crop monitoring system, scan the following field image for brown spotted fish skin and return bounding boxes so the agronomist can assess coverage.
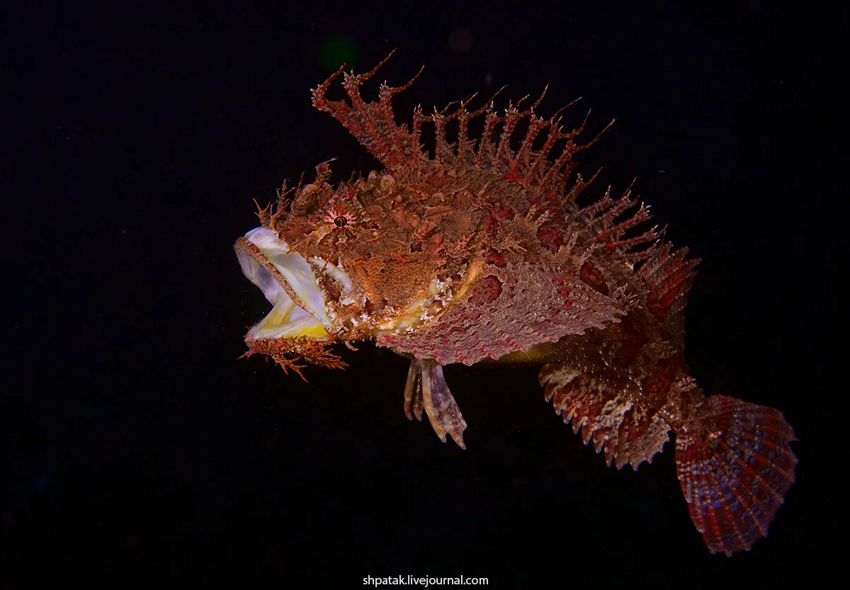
[235,53,797,556]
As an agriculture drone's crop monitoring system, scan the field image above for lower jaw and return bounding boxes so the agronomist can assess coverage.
[243,333,347,379]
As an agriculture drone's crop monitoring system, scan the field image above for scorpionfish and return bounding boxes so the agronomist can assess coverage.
[234,54,797,555]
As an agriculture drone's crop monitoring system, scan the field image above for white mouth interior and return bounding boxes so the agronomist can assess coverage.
[237,227,330,340]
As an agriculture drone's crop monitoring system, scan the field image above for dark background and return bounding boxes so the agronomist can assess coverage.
[3,0,844,587]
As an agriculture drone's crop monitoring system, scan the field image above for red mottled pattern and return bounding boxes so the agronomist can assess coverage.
[579,261,609,295]
[640,356,683,401]
[612,314,647,367]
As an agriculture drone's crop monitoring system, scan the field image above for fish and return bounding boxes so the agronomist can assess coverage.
[233,53,797,555]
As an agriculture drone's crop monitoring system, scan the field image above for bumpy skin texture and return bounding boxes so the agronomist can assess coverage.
[236,54,797,556]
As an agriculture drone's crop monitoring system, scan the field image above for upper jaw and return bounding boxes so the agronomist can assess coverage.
[234,227,355,342]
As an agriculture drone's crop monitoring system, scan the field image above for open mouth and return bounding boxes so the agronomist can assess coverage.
[235,227,332,341]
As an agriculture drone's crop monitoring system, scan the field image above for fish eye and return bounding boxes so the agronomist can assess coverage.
[333,216,348,228]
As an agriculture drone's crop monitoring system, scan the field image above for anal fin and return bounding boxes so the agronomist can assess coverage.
[539,363,671,469]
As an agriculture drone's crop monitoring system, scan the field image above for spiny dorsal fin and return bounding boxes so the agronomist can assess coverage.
[311,52,606,207]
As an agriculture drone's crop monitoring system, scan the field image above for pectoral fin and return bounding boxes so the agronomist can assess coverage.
[379,262,624,366]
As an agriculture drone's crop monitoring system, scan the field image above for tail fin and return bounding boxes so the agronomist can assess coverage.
[675,395,797,556]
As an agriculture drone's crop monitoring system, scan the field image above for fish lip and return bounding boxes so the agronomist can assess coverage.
[234,227,334,341]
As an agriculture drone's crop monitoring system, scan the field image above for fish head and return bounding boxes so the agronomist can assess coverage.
[234,166,483,376]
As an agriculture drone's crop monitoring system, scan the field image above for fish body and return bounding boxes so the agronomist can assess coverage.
[234,54,796,555]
